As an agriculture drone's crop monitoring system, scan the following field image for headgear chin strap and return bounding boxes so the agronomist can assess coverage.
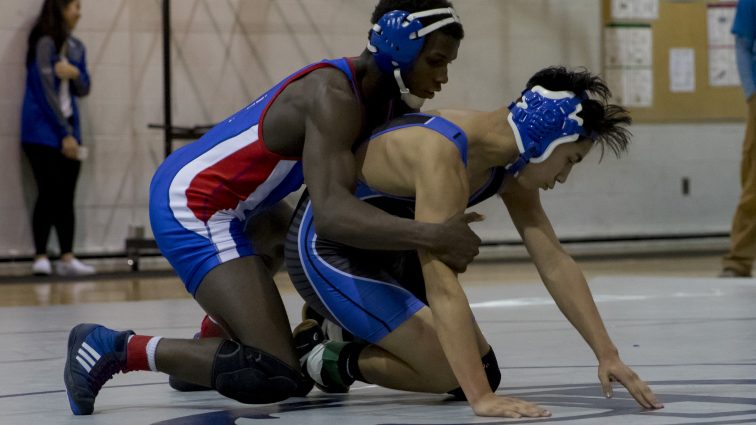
[505,85,592,175]
[367,8,461,109]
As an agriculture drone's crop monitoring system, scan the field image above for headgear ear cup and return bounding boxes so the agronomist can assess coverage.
[505,85,592,175]
[369,10,426,74]
[367,8,461,108]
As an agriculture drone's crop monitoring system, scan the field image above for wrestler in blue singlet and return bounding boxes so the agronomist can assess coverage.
[285,113,507,343]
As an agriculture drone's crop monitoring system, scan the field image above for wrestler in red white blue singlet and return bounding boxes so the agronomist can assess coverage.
[149,58,363,295]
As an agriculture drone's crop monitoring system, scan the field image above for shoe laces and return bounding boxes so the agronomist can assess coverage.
[86,353,123,396]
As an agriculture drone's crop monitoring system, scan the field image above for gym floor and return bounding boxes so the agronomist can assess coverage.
[0,253,754,424]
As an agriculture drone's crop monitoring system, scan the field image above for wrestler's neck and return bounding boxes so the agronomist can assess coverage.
[352,51,402,109]
[458,108,520,171]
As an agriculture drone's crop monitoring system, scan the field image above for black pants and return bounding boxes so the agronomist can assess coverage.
[23,143,81,256]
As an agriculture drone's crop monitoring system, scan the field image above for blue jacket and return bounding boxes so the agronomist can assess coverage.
[732,0,756,99]
[21,35,90,148]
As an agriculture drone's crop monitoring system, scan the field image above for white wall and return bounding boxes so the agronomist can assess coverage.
[0,0,745,257]
[472,122,744,242]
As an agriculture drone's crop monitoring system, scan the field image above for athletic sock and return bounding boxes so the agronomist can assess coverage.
[124,335,163,372]
[339,342,368,384]
[200,315,226,338]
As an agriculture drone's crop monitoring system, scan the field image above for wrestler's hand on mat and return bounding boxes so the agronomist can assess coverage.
[431,212,484,273]
[470,393,551,418]
[598,355,664,409]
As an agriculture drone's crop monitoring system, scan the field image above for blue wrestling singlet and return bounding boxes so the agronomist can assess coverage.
[285,113,507,343]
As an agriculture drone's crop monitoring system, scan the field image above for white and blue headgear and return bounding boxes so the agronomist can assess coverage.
[367,7,461,109]
[505,85,595,175]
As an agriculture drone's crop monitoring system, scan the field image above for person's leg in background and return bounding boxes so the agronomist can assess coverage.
[23,144,58,276]
[722,95,756,277]
[23,143,94,276]
[53,152,94,275]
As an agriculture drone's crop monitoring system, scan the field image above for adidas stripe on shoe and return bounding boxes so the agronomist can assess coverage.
[64,323,133,415]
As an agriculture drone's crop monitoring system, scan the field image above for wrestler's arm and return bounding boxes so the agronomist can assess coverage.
[301,71,480,267]
[412,140,488,399]
[408,138,548,418]
[500,184,662,409]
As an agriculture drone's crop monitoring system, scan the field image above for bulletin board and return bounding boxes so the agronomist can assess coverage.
[602,0,746,122]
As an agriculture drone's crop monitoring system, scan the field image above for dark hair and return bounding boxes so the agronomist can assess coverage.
[526,66,631,158]
[371,0,464,40]
[26,0,75,65]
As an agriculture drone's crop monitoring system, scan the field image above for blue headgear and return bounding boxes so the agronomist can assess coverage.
[367,8,461,108]
[505,85,594,175]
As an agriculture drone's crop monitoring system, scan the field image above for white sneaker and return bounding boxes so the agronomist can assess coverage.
[31,258,52,276]
[55,258,95,276]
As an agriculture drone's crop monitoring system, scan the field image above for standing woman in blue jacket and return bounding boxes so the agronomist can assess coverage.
[22,0,94,276]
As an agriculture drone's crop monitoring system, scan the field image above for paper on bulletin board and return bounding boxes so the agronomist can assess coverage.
[669,48,695,92]
[606,68,653,107]
[625,69,653,106]
[709,48,739,86]
[604,24,653,107]
[611,0,658,21]
[707,3,739,87]
[604,26,653,67]
[707,3,736,46]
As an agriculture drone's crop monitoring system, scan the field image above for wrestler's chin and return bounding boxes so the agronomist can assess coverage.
[411,89,435,99]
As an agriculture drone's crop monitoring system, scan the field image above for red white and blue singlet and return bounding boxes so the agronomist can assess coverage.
[149,58,360,295]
